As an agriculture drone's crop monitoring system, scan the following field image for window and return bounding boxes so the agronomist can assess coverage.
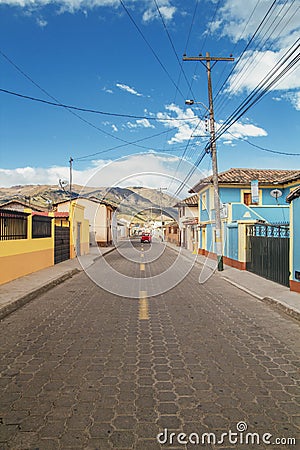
[243,192,259,206]
[201,192,207,210]
[32,215,52,238]
[244,192,252,206]
[0,209,28,240]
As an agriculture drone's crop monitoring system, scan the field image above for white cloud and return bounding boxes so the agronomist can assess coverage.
[0,0,178,23]
[284,91,300,111]
[36,17,47,27]
[221,121,267,140]
[0,0,120,12]
[116,83,143,97]
[156,103,268,145]
[126,118,155,129]
[136,118,154,128]
[210,0,299,46]
[209,0,300,109]
[0,154,206,199]
[157,103,201,144]
[142,1,176,23]
[227,48,300,94]
[103,87,113,94]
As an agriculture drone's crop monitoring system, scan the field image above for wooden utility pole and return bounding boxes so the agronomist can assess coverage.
[69,156,73,199]
[183,52,234,271]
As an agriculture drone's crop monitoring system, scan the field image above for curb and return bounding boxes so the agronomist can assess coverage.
[221,276,263,301]
[0,268,80,321]
[0,248,117,321]
[222,276,300,322]
[92,246,117,263]
[262,296,300,322]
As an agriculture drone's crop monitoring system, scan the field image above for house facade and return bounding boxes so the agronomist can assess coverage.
[165,221,179,245]
[0,208,54,284]
[175,194,199,252]
[190,168,300,287]
[53,199,90,257]
[287,185,300,293]
[55,197,115,247]
[0,200,46,212]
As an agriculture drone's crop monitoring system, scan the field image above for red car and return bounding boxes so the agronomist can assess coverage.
[141,232,152,243]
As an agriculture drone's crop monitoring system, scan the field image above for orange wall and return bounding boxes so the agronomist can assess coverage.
[0,248,53,285]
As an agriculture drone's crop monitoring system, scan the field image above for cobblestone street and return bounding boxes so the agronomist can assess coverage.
[0,240,299,449]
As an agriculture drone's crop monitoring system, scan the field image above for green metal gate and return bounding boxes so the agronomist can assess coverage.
[246,224,290,287]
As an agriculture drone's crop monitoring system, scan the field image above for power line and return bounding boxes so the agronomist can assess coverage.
[213,0,262,95]
[213,0,278,113]
[218,0,297,110]
[74,127,189,161]
[184,0,199,54]
[199,0,222,55]
[0,49,201,161]
[214,38,300,143]
[0,87,199,123]
[153,0,196,100]
[173,147,209,197]
[226,130,300,156]
[0,49,141,145]
[173,38,299,195]
[118,0,186,99]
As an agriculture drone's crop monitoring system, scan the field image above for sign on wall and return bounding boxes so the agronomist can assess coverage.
[251,179,259,204]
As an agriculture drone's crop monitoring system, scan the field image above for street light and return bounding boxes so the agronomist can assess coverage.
[185,99,210,112]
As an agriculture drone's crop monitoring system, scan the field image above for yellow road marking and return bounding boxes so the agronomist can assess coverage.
[139,290,149,320]
[140,263,145,271]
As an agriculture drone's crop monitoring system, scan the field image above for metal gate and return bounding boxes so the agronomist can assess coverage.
[54,225,70,264]
[246,224,290,287]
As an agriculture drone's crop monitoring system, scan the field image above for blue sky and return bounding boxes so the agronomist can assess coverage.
[0,0,299,192]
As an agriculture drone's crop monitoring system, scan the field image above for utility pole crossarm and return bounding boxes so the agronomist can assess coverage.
[183,55,234,62]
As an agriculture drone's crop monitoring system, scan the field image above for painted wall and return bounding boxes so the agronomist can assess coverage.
[290,197,300,292]
[56,200,90,257]
[69,202,89,258]
[199,189,210,222]
[226,224,238,260]
[0,212,54,285]
[165,224,179,245]
[196,181,295,268]
[76,199,112,246]
[261,187,289,205]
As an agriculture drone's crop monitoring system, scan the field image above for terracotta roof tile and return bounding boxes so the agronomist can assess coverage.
[174,194,198,207]
[190,168,300,192]
[54,212,69,218]
[286,185,300,203]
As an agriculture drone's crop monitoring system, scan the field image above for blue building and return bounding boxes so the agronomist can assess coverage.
[190,168,300,281]
[287,185,300,293]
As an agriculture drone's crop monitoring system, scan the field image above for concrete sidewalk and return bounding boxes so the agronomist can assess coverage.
[0,246,116,320]
[166,242,300,321]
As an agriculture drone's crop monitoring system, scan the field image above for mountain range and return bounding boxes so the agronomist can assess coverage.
[0,184,179,222]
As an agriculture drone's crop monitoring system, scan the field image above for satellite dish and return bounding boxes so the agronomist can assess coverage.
[270,189,282,199]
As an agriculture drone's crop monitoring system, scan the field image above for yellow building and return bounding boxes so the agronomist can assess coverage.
[54,199,90,257]
[0,209,55,285]
[0,200,90,285]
